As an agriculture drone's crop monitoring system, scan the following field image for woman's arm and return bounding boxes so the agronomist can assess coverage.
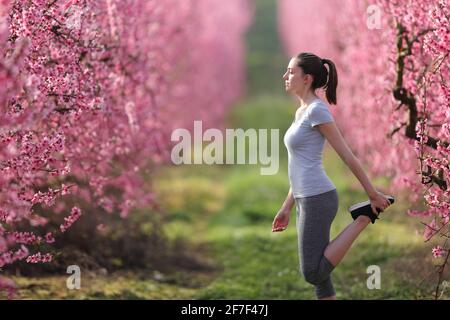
[272,187,294,232]
[280,187,295,213]
[318,121,392,213]
[315,122,378,198]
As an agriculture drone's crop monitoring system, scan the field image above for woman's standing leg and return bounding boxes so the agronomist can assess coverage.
[295,189,339,299]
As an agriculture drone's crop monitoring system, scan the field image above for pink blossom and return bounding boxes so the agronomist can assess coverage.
[60,206,82,232]
[9,231,39,245]
[432,246,445,258]
[1,0,253,292]
[45,232,55,244]
[26,252,52,264]
[60,184,70,196]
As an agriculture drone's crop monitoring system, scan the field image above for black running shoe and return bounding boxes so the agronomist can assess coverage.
[348,195,395,224]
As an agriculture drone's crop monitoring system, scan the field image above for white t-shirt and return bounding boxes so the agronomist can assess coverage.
[283,98,336,198]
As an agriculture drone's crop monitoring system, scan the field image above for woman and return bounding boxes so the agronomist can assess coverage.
[272,52,393,300]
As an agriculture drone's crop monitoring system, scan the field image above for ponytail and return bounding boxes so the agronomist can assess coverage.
[321,58,338,105]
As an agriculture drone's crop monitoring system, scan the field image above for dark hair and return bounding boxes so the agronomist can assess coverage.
[295,52,338,105]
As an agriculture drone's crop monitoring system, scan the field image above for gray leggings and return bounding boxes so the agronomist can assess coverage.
[295,188,338,299]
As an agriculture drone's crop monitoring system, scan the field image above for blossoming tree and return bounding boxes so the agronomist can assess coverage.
[0,0,253,297]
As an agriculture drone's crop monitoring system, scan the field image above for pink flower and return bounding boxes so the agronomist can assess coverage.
[41,253,53,263]
[98,197,114,214]
[61,183,70,196]
[13,245,29,261]
[60,206,82,232]
[9,231,39,245]
[26,252,52,264]
[29,215,49,227]
[432,246,445,258]
[45,232,55,244]
[26,252,41,263]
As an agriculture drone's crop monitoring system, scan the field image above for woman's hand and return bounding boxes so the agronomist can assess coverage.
[272,208,290,232]
[369,190,392,216]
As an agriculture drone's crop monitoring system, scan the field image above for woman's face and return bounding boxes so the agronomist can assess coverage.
[283,58,312,94]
